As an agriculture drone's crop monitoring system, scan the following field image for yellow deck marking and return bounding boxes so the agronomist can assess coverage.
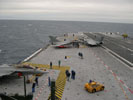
[80,45,87,48]
[66,56,71,58]
[22,62,70,100]
[55,94,61,99]
[56,91,63,96]
[28,75,35,83]
[56,90,63,94]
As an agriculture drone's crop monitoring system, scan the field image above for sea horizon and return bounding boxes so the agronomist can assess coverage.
[0,19,133,25]
[0,20,133,65]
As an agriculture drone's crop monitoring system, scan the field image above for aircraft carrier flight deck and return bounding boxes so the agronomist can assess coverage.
[0,32,132,100]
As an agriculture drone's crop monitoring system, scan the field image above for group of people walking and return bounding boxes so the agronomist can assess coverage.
[65,70,76,81]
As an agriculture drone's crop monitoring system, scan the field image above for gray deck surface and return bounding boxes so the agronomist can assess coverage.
[85,32,133,64]
[29,33,133,100]
[0,33,132,100]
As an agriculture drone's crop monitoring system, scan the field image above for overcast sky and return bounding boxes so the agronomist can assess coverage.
[0,0,133,23]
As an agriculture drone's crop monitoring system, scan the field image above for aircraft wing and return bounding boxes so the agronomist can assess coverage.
[0,64,47,77]
[14,68,47,75]
[53,40,73,48]
[83,33,104,46]
[85,38,97,46]
[0,64,16,77]
[0,69,14,77]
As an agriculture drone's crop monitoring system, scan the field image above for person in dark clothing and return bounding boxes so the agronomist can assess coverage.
[35,76,39,86]
[67,71,70,81]
[65,70,70,81]
[65,70,68,76]
[78,52,81,57]
[89,80,92,83]
[65,56,67,59]
[73,34,75,37]
[71,70,76,80]
[80,53,83,59]
[58,60,61,67]
[32,81,36,93]
[50,62,52,69]
[78,52,83,59]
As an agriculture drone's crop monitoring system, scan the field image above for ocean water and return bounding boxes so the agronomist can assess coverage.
[0,20,133,65]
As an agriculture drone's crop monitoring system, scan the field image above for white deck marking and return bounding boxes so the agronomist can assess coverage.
[24,48,42,62]
[90,48,132,94]
[105,39,133,52]
[102,46,133,70]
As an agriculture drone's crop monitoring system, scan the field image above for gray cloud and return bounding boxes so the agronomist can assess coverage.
[0,0,133,23]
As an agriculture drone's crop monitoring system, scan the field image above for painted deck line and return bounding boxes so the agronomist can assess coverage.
[23,48,42,62]
[128,88,133,94]
[110,70,113,74]
[102,46,133,69]
[105,39,133,52]
[23,44,50,62]
[34,75,50,100]
[113,73,129,100]
[124,84,128,89]
[90,48,133,95]
[120,80,124,84]
[113,72,117,77]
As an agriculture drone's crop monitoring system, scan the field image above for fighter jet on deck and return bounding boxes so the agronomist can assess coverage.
[49,33,104,48]
[83,33,104,46]
[49,36,60,45]
[53,41,74,48]
[0,64,47,77]
[49,36,74,48]
[82,36,104,46]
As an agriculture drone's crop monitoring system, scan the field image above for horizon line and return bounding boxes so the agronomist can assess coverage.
[0,18,133,24]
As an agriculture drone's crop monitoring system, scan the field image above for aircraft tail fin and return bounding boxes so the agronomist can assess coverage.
[97,36,104,44]
[49,36,60,44]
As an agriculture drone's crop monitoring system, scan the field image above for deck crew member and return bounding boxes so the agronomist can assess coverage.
[50,61,52,69]
[32,81,36,93]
